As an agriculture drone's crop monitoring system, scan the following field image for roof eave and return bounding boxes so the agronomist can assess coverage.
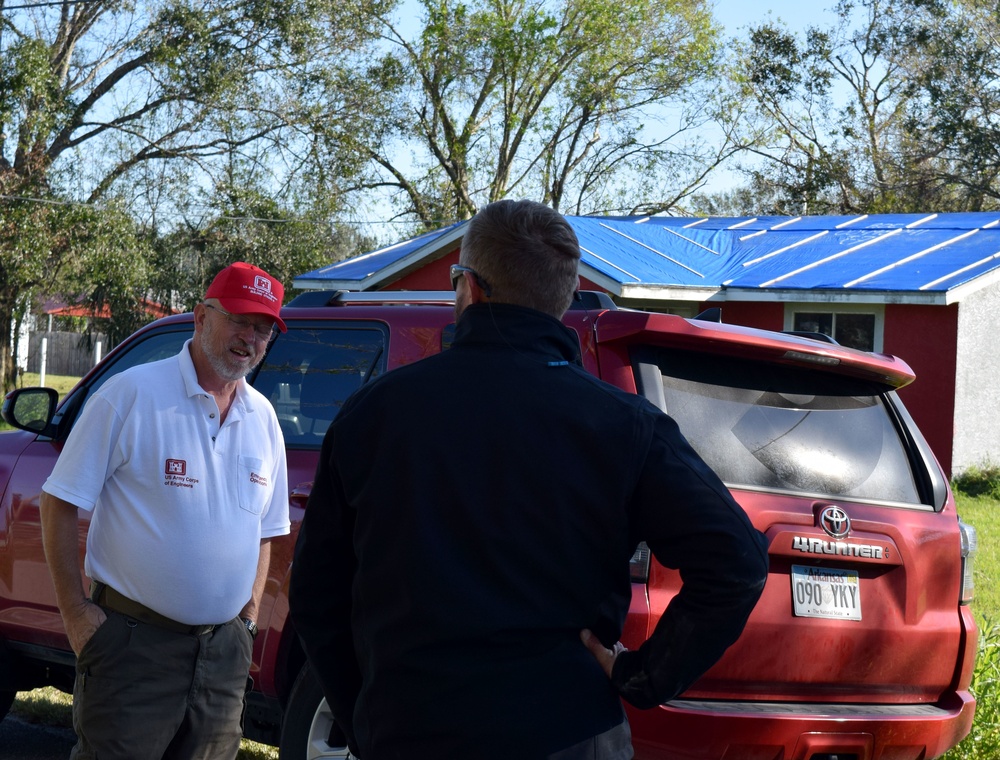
[719,287,950,305]
[292,221,471,291]
[617,283,722,301]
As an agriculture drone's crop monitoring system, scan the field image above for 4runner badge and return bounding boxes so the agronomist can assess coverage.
[790,506,887,560]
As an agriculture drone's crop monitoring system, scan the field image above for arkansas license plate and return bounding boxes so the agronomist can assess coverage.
[791,565,861,621]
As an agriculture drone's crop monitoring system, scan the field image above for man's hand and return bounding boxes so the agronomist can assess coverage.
[580,628,626,679]
[63,598,107,656]
[40,492,107,655]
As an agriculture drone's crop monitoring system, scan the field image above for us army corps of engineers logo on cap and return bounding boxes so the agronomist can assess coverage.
[164,458,199,489]
[250,275,278,303]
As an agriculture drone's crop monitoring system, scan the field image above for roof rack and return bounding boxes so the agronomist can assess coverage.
[286,289,619,310]
[571,291,617,310]
[286,290,456,307]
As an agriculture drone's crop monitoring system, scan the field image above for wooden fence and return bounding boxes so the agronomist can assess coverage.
[25,330,108,377]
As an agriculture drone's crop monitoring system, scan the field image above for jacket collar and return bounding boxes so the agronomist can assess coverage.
[453,303,581,365]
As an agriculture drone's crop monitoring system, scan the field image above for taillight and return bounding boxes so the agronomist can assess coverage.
[959,520,978,605]
[630,542,650,583]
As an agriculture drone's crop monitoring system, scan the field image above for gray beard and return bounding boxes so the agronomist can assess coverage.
[199,327,260,382]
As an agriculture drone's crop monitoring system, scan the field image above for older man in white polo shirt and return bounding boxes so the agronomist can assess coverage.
[40,261,291,760]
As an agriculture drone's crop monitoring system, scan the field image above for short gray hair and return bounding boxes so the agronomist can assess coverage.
[460,200,580,319]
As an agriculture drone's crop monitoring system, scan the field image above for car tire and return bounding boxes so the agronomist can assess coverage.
[279,662,351,759]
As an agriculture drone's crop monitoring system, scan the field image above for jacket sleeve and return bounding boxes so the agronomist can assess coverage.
[289,423,363,754]
[611,410,769,710]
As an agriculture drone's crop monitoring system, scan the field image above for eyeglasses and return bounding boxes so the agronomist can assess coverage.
[202,303,277,341]
[449,264,491,296]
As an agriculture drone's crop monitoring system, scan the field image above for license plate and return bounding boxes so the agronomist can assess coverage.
[791,565,862,620]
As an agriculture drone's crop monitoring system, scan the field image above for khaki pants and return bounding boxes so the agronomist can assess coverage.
[70,611,252,760]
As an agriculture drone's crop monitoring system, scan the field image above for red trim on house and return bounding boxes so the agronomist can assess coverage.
[884,303,958,476]
[387,249,460,290]
[42,297,177,320]
[706,302,785,333]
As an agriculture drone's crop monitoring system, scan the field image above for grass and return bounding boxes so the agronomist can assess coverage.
[17,372,82,398]
[10,687,278,759]
[942,481,1000,760]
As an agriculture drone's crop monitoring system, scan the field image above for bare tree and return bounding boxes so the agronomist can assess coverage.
[340,0,726,225]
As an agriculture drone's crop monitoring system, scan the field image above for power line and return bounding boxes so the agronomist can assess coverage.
[0,194,456,227]
[0,193,91,209]
[1,0,103,10]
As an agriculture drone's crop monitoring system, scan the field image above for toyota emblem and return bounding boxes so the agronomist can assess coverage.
[819,506,851,539]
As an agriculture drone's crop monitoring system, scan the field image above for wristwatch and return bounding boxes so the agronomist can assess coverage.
[241,617,259,639]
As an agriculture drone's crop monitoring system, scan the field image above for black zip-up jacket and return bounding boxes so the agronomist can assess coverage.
[290,303,768,759]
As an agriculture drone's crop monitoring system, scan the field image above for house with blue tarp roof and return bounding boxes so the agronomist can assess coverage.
[294,211,1000,476]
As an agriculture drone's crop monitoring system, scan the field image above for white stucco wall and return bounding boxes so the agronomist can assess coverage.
[953,279,1000,474]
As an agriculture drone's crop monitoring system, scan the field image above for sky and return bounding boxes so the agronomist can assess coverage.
[712,0,835,34]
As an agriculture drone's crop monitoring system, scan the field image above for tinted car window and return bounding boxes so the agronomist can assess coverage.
[54,327,193,435]
[89,328,193,391]
[252,324,386,449]
[61,323,386,451]
[634,348,922,506]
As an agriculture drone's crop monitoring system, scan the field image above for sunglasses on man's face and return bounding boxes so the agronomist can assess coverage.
[203,303,277,341]
[449,264,491,296]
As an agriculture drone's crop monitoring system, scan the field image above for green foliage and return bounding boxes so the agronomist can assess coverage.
[903,0,1000,209]
[0,0,396,392]
[942,619,1000,759]
[17,373,81,399]
[942,493,1000,758]
[954,464,1000,501]
[11,686,72,726]
[730,0,976,216]
[150,173,374,312]
[0,188,151,391]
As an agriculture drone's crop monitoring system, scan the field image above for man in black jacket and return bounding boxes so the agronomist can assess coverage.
[289,199,769,759]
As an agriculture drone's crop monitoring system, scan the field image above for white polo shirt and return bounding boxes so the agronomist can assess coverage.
[43,340,290,625]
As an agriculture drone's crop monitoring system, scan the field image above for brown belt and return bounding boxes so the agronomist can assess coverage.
[91,582,220,636]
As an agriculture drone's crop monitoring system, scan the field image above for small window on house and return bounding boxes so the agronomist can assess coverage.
[792,311,877,351]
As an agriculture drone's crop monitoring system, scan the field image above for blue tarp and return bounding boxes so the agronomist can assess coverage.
[296,222,464,285]
[294,212,1000,298]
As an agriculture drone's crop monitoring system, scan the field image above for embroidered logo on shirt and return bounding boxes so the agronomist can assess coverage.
[250,471,269,487]
[164,459,199,489]
[165,459,186,476]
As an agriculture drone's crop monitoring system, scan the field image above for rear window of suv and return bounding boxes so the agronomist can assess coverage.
[633,347,922,506]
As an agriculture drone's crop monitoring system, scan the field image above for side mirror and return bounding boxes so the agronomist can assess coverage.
[2,387,59,435]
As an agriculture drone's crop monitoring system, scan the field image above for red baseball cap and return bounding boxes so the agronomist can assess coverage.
[205,262,287,332]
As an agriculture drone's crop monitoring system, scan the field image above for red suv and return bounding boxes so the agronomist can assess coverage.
[0,290,978,759]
